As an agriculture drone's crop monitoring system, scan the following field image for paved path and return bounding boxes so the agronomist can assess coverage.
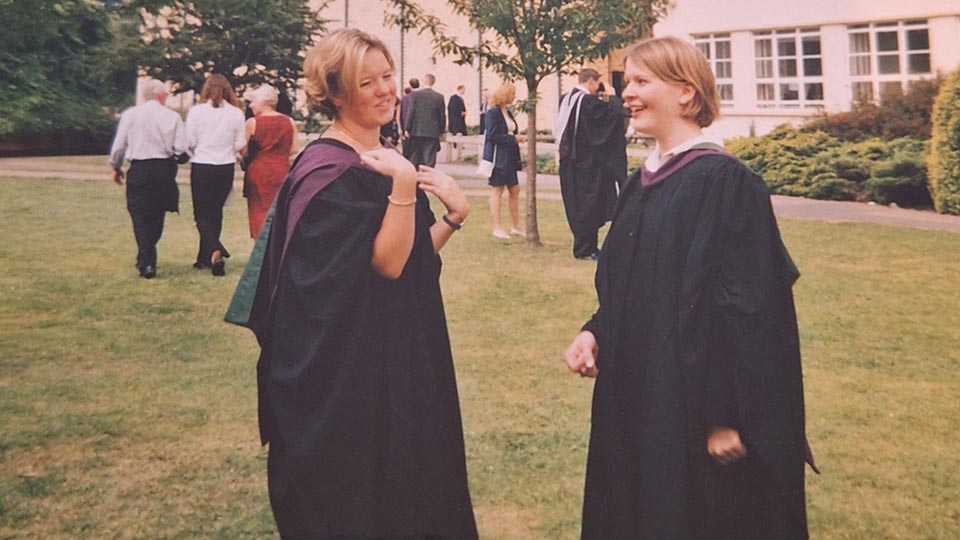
[2,155,959,233]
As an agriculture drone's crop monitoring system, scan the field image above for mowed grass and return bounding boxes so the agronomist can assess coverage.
[1,175,958,540]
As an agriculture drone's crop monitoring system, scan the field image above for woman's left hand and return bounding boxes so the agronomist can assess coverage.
[416,166,470,223]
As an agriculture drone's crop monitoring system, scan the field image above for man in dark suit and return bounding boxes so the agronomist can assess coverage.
[403,73,446,169]
[447,85,467,141]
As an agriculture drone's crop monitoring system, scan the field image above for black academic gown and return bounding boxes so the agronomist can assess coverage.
[580,152,811,540]
[558,92,627,256]
[251,139,478,540]
[447,94,466,135]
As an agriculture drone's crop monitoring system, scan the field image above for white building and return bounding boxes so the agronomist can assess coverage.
[316,1,960,139]
[653,0,960,138]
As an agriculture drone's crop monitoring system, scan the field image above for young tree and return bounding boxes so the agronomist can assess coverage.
[124,0,327,98]
[386,0,669,246]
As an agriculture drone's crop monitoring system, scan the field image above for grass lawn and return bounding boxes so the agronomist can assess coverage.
[0,176,958,539]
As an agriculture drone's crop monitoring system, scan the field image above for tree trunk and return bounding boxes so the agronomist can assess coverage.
[524,78,542,247]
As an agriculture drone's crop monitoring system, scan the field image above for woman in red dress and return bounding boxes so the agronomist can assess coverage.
[241,84,297,238]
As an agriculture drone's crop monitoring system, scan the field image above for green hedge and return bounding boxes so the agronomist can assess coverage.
[926,68,960,215]
[728,126,932,207]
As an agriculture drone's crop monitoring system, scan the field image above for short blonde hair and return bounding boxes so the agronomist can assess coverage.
[625,36,719,128]
[489,83,516,108]
[303,28,395,120]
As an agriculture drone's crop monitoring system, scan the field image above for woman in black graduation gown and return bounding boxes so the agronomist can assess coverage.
[249,29,477,540]
[564,36,816,540]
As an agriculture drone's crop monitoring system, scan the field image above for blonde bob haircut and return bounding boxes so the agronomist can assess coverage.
[303,28,396,120]
[625,36,720,128]
[489,83,516,108]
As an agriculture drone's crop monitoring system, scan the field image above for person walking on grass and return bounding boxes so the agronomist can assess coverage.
[108,79,187,279]
[185,74,246,276]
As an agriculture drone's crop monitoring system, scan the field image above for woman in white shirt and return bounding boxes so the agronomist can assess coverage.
[185,74,246,276]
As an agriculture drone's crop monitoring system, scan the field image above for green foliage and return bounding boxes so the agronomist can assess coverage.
[728,127,932,207]
[926,67,960,215]
[0,0,117,146]
[801,79,940,142]
[536,153,559,175]
[125,0,327,96]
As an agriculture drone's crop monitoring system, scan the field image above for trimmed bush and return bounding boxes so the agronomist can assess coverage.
[926,67,960,215]
[729,127,933,207]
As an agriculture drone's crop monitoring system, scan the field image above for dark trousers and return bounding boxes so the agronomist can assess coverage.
[406,136,439,170]
[126,159,178,272]
[190,163,234,266]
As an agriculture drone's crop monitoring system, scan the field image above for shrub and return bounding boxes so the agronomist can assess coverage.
[536,154,559,175]
[926,67,960,215]
[801,78,940,142]
[729,129,933,207]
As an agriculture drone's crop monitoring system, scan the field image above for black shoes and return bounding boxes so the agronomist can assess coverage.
[211,251,225,277]
[576,252,599,261]
[139,265,156,279]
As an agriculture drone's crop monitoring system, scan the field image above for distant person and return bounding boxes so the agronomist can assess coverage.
[482,83,524,238]
[237,28,477,540]
[478,88,490,134]
[555,68,627,260]
[447,84,467,145]
[185,74,246,276]
[241,83,296,239]
[403,73,446,169]
[563,36,815,540]
[400,79,418,159]
[108,79,187,279]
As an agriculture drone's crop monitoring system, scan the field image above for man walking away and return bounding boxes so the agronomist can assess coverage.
[108,79,188,279]
[403,73,446,169]
[555,68,627,260]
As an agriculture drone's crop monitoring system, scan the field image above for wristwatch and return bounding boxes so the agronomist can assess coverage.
[442,213,463,231]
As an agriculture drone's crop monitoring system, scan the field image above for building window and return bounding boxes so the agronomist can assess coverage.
[848,20,931,102]
[753,28,823,109]
[694,33,733,106]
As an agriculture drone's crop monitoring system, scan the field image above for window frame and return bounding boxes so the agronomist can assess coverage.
[753,28,824,110]
[847,20,931,103]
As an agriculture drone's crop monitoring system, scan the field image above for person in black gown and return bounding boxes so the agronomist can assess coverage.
[555,68,628,260]
[563,36,816,540]
[244,28,477,540]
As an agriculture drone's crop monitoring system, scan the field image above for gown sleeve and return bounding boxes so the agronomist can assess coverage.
[707,160,807,465]
[283,170,388,322]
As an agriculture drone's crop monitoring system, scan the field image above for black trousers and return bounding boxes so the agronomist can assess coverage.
[406,136,439,170]
[190,163,234,266]
[126,158,178,272]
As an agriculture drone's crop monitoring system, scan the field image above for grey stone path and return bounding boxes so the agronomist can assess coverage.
[2,154,958,233]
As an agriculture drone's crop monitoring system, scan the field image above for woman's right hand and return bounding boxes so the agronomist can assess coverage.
[564,331,598,378]
[360,147,417,187]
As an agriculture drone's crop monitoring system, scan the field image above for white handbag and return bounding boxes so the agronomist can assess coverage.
[476,145,497,177]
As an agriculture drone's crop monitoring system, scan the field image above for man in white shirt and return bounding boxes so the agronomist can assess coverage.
[108,79,188,279]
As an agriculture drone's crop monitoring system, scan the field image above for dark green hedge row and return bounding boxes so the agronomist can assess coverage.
[728,127,932,208]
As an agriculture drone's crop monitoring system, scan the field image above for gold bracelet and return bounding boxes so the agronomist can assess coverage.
[387,195,417,206]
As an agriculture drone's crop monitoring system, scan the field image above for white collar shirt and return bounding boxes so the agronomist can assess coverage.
[644,132,723,172]
[185,102,247,165]
[108,100,188,170]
